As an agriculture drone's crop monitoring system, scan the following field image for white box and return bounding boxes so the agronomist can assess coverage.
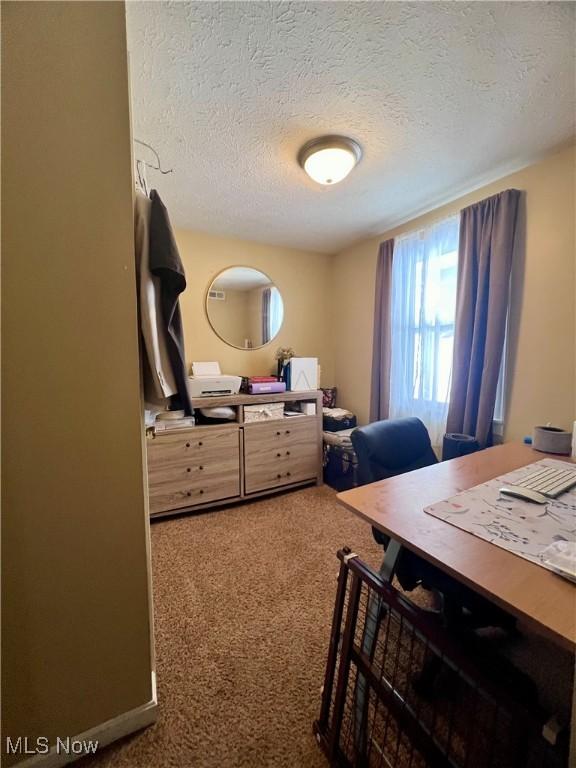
[244,403,285,422]
[299,402,317,416]
[289,357,318,391]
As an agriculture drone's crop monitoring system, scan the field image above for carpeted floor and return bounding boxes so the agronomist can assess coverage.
[82,485,383,768]
[81,485,574,768]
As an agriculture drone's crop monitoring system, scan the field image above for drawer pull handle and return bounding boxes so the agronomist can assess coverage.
[199,465,204,471]
[285,430,291,435]
[198,441,203,447]
[199,489,204,495]
[286,451,290,456]
[186,491,192,497]
[277,473,282,479]
[276,452,281,458]
[185,442,190,448]
[187,468,191,473]
[287,472,291,477]
[276,431,281,436]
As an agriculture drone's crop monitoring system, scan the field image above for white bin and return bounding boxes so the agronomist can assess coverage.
[244,403,285,422]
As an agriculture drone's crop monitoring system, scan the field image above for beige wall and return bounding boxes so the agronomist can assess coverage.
[1,2,154,762]
[332,145,576,441]
[207,288,252,347]
[175,229,336,383]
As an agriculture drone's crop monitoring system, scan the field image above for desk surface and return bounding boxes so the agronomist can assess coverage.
[337,443,576,650]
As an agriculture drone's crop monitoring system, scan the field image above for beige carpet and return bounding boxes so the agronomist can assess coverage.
[81,485,383,768]
[81,485,573,768]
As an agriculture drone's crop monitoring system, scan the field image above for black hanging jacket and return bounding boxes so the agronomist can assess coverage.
[148,190,193,416]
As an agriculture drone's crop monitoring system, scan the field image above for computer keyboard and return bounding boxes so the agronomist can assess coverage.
[500,463,576,504]
[509,465,576,498]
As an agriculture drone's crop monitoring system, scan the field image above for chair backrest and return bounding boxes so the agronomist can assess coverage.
[351,417,438,486]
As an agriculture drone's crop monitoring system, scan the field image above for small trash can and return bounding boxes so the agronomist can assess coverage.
[442,432,480,461]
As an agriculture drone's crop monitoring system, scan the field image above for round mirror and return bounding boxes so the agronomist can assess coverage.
[206,267,284,349]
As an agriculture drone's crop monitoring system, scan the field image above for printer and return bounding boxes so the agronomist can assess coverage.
[188,361,242,398]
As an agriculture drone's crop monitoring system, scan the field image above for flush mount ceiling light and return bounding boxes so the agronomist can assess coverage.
[298,135,362,186]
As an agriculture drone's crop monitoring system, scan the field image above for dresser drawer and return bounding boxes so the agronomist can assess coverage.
[147,426,239,470]
[243,417,318,448]
[243,418,318,494]
[148,468,240,514]
[147,427,240,514]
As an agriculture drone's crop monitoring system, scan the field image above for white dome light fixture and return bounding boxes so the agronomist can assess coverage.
[298,135,362,186]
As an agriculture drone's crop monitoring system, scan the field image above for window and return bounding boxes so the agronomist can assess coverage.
[389,215,460,446]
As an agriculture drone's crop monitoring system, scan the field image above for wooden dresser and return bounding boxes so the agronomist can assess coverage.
[146,390,323,517]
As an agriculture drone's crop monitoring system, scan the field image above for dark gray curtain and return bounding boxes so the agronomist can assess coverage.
[261,287,271,344]
[369,239,395,422]
[446,189,521,447]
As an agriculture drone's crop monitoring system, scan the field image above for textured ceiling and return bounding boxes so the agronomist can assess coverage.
[126,1,575,254]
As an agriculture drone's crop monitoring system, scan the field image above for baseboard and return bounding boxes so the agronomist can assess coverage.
[11,680,158,768]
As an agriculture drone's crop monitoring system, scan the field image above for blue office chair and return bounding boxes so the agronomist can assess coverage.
[351,417,515,629]
[351,417,438,589]
[352,416,438,487]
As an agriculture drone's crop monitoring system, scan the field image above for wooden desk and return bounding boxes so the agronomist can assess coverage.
[337,443,576,651]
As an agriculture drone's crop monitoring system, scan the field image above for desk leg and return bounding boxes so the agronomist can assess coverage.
[354,540,402,759]
[378,539,402,583]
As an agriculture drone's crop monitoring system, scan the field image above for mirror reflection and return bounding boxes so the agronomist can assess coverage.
[206,267,284,349]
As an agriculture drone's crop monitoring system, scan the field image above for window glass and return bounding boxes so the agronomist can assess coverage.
[389,215,460,445]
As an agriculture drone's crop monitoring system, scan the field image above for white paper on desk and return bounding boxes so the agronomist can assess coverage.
[541,541,576,582]
[424,459,576,574]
